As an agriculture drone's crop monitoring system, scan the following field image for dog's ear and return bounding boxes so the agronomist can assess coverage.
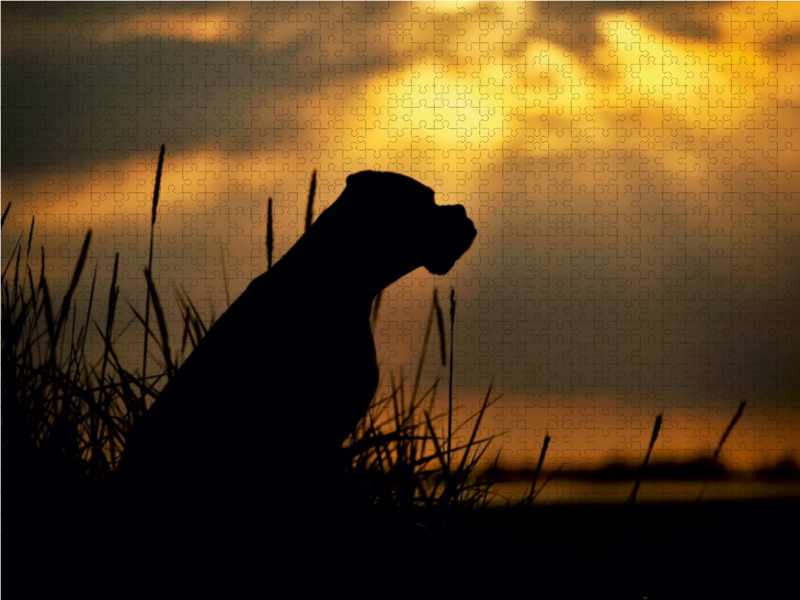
[339,171,384,210]
[344,171,435,204]
[345,171,381,188]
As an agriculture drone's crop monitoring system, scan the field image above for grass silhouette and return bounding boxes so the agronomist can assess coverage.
[3,147,758,512]
[5,149,795,598]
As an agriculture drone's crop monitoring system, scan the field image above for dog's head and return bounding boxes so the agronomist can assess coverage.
[323,171,477,277]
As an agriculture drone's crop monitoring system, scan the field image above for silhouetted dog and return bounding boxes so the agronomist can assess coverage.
[115,171,476,589]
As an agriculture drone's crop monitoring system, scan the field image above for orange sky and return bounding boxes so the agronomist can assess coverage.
[3,1,799,469]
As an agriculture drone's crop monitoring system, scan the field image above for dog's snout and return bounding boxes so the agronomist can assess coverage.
[421,203,477,276]
[447,204,476,237]
[441,203,467,218]
[438,204,473,228]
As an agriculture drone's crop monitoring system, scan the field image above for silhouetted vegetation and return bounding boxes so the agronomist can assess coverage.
[3,149,509,547]
[2,149,771,511]
[6,148,795,597]
[483,459,732,483]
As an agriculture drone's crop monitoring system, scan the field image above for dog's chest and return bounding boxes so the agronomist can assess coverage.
[314,320,379,434]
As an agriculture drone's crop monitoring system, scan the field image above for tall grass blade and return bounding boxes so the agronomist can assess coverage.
[13,243,22,296]
[446,382,494,506]
[126,300,163,357]
[530,464,564,502]
[39,248,56,350]
[387,372,402,469]
[412,302,434,402]
[524,430,551,506]
[456,382,493,476]
[2,236,22,280]
[142,144,166,380]
[151,144,166,227]
[26,216,35,256]
[305,170,317,233]
[433,288,446,366]
[711,400,746,463]
[628,413,662,505]
[174,284,209,346]
[447,287,456,474]
[74,262,98,373]
[25,265,36,303]
[55,228,92,340]
[99,253,120,386]
[480,451,504,507]
[696,400,747,502]
[105,254,120,339]
[423,410,448,475]
[1,201,10,227]
[176,288,192,354]
[144,267,175,377]
[220,246,231,309]
[267,197,274,270]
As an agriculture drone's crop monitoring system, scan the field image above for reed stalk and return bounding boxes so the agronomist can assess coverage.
[628,413,662,505]
[523,431,551,506]
[141,144,166,382]
[696,400,747,502]
[447,288,455,475]
[305,170,317,233]
[267,197,274,270]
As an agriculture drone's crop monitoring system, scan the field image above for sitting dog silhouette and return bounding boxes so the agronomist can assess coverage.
[115,171,476,589]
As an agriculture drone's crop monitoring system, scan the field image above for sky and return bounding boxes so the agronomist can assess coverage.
[3,1,800,470]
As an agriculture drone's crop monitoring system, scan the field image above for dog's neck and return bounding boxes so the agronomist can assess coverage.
[261,233,421,318]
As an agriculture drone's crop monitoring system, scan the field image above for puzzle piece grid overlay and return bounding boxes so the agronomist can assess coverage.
[3,2,800,500]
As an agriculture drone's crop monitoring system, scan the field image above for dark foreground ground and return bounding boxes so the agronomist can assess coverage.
[15,490,798,598]
[431,499,798,599]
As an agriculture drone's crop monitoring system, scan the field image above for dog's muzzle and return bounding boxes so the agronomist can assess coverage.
[423,204,477,276]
